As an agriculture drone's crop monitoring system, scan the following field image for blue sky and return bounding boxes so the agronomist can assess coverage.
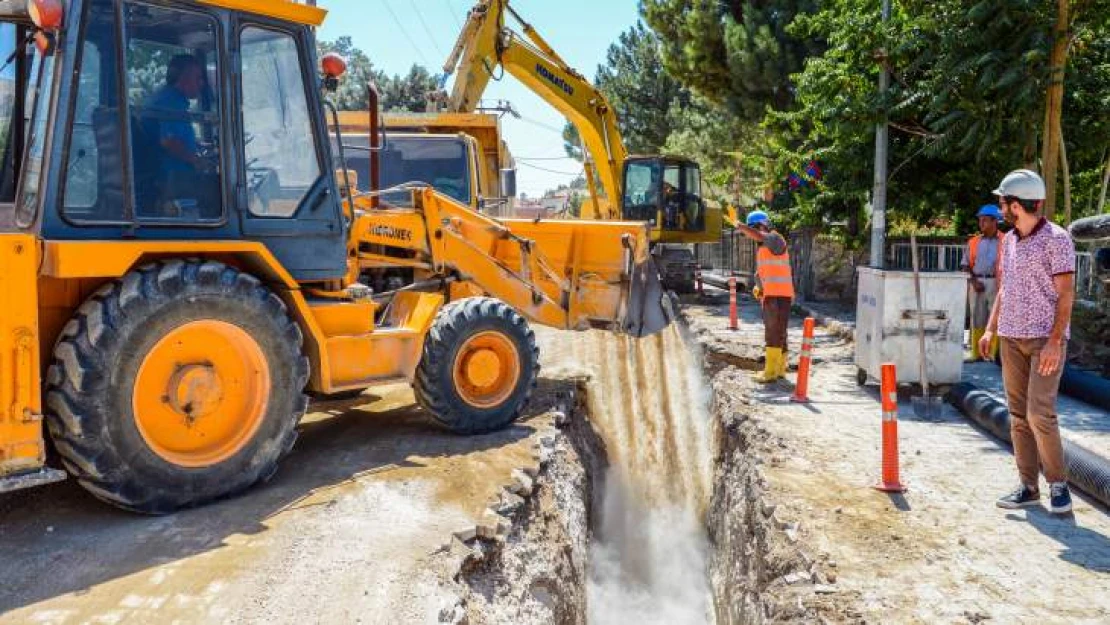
[318,0,641,197]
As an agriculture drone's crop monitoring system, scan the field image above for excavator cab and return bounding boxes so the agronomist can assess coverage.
[621,156,706,236]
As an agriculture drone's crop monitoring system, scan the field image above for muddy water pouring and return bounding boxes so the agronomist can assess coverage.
[571,326,716,624]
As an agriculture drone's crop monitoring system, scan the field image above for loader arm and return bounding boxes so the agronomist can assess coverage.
[443,0,627,220]
[350,188,669,337]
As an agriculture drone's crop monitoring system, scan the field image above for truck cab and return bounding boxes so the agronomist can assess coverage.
[333,110,516,216]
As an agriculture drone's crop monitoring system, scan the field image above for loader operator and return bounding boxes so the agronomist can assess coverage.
[962,204,1003,361]
[143,54,215,216]
[738,210,795,383]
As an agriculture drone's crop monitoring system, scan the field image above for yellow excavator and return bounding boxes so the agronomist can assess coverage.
[0,0,670,512]
[434,0,723,292]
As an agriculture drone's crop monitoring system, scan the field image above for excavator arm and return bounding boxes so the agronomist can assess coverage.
[441,0,627,220]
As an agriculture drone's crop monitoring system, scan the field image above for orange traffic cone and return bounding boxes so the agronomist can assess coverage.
[874,363,906,492]
[791,317,815,403]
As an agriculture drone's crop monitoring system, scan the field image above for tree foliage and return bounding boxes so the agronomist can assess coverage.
[636,0,1109,235]
[316,37,439,112]
[642,0,821,120]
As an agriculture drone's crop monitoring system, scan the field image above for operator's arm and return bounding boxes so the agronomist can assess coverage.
[160,136,203,169]
[736,224,766,243]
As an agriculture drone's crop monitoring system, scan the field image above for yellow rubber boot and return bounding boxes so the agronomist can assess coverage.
[777,350,789,378]
[967,328,985,362]
[755,348,783,383]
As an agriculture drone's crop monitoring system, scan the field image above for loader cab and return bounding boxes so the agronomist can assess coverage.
[621,156,706,236]
[2,0,348,281]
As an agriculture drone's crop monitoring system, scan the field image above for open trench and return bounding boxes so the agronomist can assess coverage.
[450,316,822,624]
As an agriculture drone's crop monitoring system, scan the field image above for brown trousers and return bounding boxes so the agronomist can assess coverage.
[1000,337,1067,487]
[762,296,792,350]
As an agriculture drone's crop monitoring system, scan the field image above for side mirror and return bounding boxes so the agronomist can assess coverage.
[499,168,517,198]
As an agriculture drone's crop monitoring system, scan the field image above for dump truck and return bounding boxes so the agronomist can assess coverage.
[0,0,671,512]
[432,0,724,292]
[332,110,516,217]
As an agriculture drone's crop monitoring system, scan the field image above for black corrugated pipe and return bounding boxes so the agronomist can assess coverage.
[1060,366,1110,413]
[948,383,1110,509]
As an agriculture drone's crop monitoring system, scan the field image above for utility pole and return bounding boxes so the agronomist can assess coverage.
[870,0,891,269]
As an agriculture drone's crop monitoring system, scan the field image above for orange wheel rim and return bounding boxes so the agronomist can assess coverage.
[133,320,270,468]
[452,331,521,409]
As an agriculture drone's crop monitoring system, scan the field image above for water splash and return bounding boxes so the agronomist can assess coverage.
[569,326,715,625]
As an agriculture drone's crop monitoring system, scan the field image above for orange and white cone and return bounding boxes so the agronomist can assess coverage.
[874,363,906,492]
[791,317,815,403]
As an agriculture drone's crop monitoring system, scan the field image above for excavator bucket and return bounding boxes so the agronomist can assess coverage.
[624,253,676,337]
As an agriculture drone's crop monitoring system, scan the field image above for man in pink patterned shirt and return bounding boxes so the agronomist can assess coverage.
[981,170,1076,515]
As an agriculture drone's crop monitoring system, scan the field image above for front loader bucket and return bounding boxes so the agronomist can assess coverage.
[623,255,675,337]
[397,190,676,337]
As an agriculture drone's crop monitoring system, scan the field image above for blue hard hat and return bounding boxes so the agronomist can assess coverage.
[977,204,1002,219]
[746,210,771,228]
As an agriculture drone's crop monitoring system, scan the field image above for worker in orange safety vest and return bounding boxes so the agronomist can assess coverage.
[737,210,795,382]
[962,204,1003,361]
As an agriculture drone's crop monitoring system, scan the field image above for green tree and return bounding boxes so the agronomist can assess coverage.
[316,37,439,112]
[595,21,689,153]
[642,0,821,120]
[317,36,386,110]
[765,0,1059,233]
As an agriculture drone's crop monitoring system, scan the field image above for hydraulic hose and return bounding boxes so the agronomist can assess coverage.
[948,383,1110,509]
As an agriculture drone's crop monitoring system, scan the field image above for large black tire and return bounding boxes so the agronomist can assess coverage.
[44,260,309,514]
[414,298,538,434]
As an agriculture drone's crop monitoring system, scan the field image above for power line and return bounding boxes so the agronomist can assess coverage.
[516,156,578,161]
[382,0,432,67]
[444,0,464,27]
[516,115,568,136]
[408,0,446,61]
[517,161,584,176]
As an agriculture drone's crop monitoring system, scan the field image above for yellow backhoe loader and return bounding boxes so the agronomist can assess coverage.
[434,0,723,292]
[0,0,670,512]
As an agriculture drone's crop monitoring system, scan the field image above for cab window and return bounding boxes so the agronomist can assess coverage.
[240,26,320,218]
[15,32,52,227]
[61,0,224,224]
[0,23,21,205]
[622,160,660,222]
[125,3,222,221]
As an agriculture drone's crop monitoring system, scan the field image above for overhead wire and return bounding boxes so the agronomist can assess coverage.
[381,0,432,67]
[516,115,569,136]
[443,0,464,28]
[516,155,579,161]
[407,0,447,60]
[517,161,585,176]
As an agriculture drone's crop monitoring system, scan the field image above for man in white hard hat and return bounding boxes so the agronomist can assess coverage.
[980,169,1076,514]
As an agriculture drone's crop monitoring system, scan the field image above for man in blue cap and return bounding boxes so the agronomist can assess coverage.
[737,210,794,382]
[961,204,1003,360]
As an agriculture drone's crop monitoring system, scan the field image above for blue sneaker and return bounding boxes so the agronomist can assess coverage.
[1049,482,1073,514]
[996,485,1040,509]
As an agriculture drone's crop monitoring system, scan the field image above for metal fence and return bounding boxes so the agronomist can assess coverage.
[888,242,966,272]
[695,232,1102,303]
[694,230,758,280]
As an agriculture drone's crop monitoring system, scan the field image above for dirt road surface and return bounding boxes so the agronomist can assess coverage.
[0,383,561,625]
[687,295,1110,623]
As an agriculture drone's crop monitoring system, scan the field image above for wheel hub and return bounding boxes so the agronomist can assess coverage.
[133,320,271,468]
[465,349,502,389]
[452,330,521,409]
[167,364,224,421]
